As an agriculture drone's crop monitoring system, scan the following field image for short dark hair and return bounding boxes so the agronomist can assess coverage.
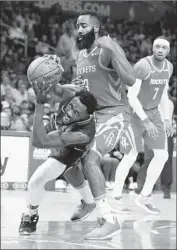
[154,36,170,43]
[75,89,97,114]
[79,10,102,27]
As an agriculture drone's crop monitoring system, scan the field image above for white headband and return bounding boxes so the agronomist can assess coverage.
[153,38,170,48]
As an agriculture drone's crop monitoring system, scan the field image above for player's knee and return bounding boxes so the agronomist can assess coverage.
[28,177,38,191]
[153,149,169,162]
[82,150,100,171]
[28,171,47,191]
[64,165,85,188]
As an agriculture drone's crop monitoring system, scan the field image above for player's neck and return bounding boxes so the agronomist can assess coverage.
[86,43,97,54]
[151,55,164,69]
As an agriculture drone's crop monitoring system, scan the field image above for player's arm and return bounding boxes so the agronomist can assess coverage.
[32,104,90,148]
[160,62,174,136]
[127,60,149,120]
[160,62,173,120]
[52,83,82,101]
[128,60,159,138]
[97,37,135,86]
[32,81,90,148]
[33,104,90,148]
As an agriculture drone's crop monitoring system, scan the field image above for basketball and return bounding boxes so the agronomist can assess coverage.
[27,56,63,89]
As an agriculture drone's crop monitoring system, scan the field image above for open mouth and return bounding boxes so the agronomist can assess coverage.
[63,114,70,123]
[78,36,83,41]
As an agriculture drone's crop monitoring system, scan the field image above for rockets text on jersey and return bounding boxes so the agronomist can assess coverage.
[138,56,171,110]
[76,46,128,109]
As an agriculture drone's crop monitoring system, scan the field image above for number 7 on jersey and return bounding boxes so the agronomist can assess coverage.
[153,87,159,100]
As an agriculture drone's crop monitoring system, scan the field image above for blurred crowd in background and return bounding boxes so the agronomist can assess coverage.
[1,1,176,134]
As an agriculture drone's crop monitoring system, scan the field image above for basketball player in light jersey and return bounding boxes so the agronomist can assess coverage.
[52,11,136,239]
[110,36,173,214]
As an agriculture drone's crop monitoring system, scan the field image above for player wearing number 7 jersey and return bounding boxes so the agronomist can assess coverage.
[111,36,174,215]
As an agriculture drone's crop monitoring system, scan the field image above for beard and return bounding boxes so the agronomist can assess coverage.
[76,28,95,50]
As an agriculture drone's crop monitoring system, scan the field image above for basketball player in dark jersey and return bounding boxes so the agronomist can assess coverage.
[50,11,136,240]
[19,80,97,234]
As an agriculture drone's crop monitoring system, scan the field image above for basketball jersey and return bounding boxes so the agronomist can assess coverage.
[45,99,96,166]
[138,56,171,110]
[77,47,128,109]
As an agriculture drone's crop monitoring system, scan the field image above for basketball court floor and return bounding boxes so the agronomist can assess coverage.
[1,189,176,249]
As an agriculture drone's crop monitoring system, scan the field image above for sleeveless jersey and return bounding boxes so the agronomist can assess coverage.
[45,99,96,166]
[77,47,128,109]
[138,56,171,110]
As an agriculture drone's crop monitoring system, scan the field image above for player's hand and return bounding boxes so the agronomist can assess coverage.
[71,76,83,86]
[142,118,159,139]
[71,76,85,89]
[164,119,173,137]
[43,54,64,72]
[95,35,114,50]
[32,81,50,104]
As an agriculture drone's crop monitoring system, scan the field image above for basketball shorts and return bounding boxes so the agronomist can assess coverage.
[131,107,167,152]
[91,105,131,158]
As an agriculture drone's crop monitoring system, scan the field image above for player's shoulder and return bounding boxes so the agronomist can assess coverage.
[134,57,150,80]
[77,116,96,134]
[166,59,173,76]
[100,42,125,68]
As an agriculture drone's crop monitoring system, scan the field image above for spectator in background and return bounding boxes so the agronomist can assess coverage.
[140,36,152,56]
[9,20,25,40]
[1,35,8,60]
[10,104,28,131]
[3,48,14,69]
[35,34,50,55]
[13,80,28,106]
[1,102,12,118]
[55,20,78,59]
[9,72,18,88]
[43,103,51,116]
[24,13,36,39]
[15,8,25,31]
[1,84,6,101]
[27,87,36,103]
[20,100,30,115]
[4,86,16,106]
[1,112,11,130]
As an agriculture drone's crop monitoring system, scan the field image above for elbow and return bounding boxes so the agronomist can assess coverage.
[32,138,43,148]
[127,75,136,87]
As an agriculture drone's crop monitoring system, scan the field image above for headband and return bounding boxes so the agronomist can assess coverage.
[153,38,170,48]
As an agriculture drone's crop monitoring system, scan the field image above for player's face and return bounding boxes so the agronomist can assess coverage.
[153,43,170,61]
[62,97,89,124]
[76,15,95,50]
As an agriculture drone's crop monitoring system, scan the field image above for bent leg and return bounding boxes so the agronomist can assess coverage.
[28,158,66,207]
